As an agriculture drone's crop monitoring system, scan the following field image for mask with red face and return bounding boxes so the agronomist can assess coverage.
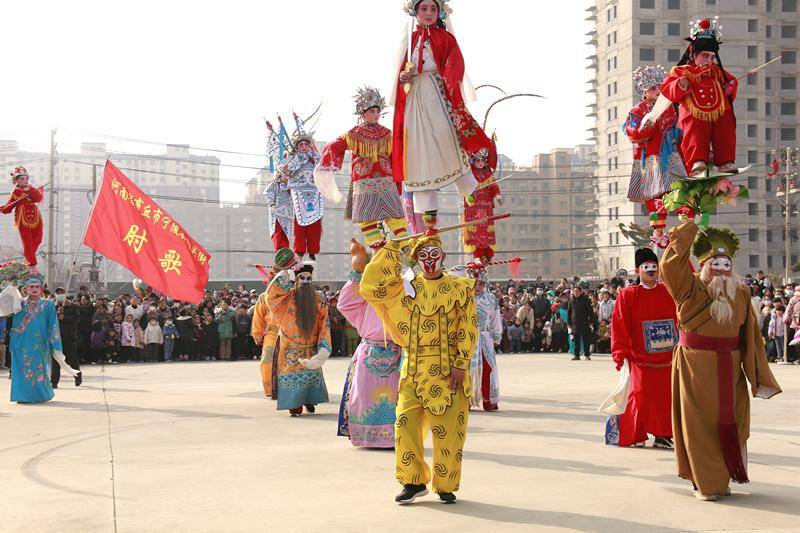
[416,246,444,275]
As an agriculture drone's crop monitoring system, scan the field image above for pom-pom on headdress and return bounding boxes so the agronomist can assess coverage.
[633,65,667,95]
[10,165,28,182]
[692,226,740,263]
[469,148,490,165]
[291,130,315,147]
[688,16,723,44]
[354,86,386,115]
[404,0,452,19]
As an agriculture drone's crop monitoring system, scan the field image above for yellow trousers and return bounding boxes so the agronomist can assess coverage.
[395,377,469,493]
[259,327,279,398]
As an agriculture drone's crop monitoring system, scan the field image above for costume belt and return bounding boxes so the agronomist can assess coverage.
[364,338,399,350]
[678,331,749,483]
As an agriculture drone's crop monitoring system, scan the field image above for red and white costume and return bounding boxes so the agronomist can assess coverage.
[1,171,44,268]
[610,282,677,446]
[462,163,500,260]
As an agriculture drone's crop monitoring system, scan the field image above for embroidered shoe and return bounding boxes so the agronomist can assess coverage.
[690,161,709,177]
[634,441,646,448]
[653,437,674,450]
[717,163,739,174]
[438,492,457,504]
[395,484,428,504]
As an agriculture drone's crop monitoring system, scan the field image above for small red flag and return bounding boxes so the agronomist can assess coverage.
[83,160,211,303]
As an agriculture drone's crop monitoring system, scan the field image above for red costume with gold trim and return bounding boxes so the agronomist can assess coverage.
[462,165,499,260]
[1,185,44,267]
[661,64,738,172]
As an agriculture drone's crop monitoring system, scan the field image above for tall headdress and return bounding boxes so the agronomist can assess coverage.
[633,65,667,95]
[353,86,386,115]
[678,17,728,78]
[404,0,452,21]
[10,165,28,182]
[692,226,740,262]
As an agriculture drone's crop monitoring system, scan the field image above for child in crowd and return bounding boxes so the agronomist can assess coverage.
[90,321,106,364]
[768,305,786,362]
[203,315,219,361]
[532,320,544,352]
[507,319,524,353]
[521,320,533,352]
[144,317,163,362]
[596,319,611,353]
[104,324,119,364]
[162,318,179,362]
[542,321,552,352]
[192,316,206,361]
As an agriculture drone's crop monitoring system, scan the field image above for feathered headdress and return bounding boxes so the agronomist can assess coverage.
[353,86,386,115]
[633,65,667,95]
[469,148,490,165]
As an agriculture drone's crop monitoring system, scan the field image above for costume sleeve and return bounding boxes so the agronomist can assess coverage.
[250,293,269,342]
[491,301,503,344]
[441,35,466,101]
[359,241,408,346]
[316,136,348,173]
[610,289,632,369]
[625,110,654,144]
[660,67,690,103]
[725,71,739,101]
[266,270,295,324]
[26,186,43,203]
[263,180,279,206]
[453,290,478,371]
[661,220,699,305]
[0,191,19,214]
[47,303,63,353]
[337,275,366,332]
[742,298,781,399]
[315,299,332,355]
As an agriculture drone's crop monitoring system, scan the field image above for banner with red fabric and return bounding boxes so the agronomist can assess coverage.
[83,160,210,303]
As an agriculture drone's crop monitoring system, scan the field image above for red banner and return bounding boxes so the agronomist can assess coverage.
[83,160,210,303]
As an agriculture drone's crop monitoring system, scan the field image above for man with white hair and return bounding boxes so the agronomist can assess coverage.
[661,221,781,501]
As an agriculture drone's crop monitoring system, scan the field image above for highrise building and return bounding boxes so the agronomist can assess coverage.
[588,0,800,276]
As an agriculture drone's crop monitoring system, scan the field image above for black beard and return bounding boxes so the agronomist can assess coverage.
[295,283,318,338]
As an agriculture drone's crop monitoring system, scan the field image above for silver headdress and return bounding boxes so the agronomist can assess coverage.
[689,16,723,43]
[633,65,667,95]
[353,86,386,115]
[403,0,452,18]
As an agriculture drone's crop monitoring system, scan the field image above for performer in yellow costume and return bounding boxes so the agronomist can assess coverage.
[251,274,280,400]
[359,232,477,505]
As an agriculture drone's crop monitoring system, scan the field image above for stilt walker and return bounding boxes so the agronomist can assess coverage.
[462,149,502,261]
[391,0,496,231]
[463,260,502,411]
[315,86,408,248]
[1,167,44,273]
[624,66,686,247]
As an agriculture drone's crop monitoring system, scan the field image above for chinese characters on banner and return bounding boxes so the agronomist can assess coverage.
[83,160,211,303]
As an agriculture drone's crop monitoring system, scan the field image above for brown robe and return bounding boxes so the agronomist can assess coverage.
[661,221,781,495]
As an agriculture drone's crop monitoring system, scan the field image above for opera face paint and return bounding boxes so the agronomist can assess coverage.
[297,273,313,285]
[710,256,732,276]
[26,283,42,299]
[416,245,444,275]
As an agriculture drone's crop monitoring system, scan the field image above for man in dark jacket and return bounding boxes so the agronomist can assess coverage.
[54,296,81,387]
[531,288,551,321]
[567,286,596,361]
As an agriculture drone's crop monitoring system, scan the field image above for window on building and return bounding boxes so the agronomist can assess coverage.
[766,102,772,115]
[767,205,774,217]
[614,157,619,169]
[783,51,797,63]
[784,0,797,11]
[607,34,612,47]
[766,77,772,89]
[607,182,612,194]
[749,228,759,241]
[640,22,655,35]
[781,102,796,115]
[748,45,758,59]
[749,0,758,6]
[749,203,758,215]
[640,48,655,61]
[608,208,613,221]
[607,84,612,97]
[667,23,681,36]
[667,49,681,62]
[613,81,618,94]
[747,98,757,111]
[612,31,617,44]
[767,230,774,242]
[766,178,773,192]
[747,124,758,137]
[608,232,614,245]
[748,19,758,32]
[766,50,773,61]
[608,159,612,171]
[748,73,758,86]
[766,25,773,38]
[615,207,619,219]
[750,255,760,268]
[781,76,796,89]
[613,107,618,119]
[781,127,797,140]
[749,150,759,164]
[640,0,655,7]
[766,127,773,140]
[707,0,717,4]
[614,181,619,194]
[768,0,774,11]
[608,108,612,121]
[782,25,797,38]
[667,0,681,8]
[748,176,759,189]
[768,256,774,268]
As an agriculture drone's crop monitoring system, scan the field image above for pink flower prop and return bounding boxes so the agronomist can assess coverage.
[710,178,740,205]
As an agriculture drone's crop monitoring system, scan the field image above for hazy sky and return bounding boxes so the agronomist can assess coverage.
[1,0,593,200]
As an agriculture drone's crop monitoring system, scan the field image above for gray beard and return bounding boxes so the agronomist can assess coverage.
[700,263,743,325]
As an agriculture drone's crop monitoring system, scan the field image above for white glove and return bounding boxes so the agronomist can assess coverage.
[639,94,671,130]
[299,347,331,370]
[0,284,23,317]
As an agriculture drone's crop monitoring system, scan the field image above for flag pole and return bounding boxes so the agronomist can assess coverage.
[66,160,106,293]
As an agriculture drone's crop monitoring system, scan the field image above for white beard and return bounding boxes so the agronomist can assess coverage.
[700,262,743,325]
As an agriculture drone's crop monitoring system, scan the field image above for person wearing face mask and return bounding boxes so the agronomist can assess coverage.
[531,288,551,323]
[267,249,331,416]
[607,249,677,450]
[360,232,477,505]
[9,275,81,403]
[661,221,781,501]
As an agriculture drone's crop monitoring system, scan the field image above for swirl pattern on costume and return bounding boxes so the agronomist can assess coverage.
[396,413,408,428]
[428,363,441,376]
[457,412,466,426]
[455,450,463,463]
[429,384,443,398]
[421,318,437,333]
[401,451,415,466]
[434,463,448,478]
[431,425,447,439]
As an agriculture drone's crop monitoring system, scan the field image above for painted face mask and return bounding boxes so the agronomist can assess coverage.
[416,246,444,275]
[711,256,732,273]
[641,261,658,274]
[297,274,313,285]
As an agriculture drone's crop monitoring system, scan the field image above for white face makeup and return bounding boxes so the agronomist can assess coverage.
[711,256,732,272]
[416,245,444,275]
[641,261,659,274]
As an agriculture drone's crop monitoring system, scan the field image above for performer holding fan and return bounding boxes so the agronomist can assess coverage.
[391,0,496,230]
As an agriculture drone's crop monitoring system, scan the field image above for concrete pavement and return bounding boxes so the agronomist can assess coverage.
[0,354,797,533]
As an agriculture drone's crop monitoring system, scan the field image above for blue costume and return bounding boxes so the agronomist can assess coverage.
[10,297,62,403]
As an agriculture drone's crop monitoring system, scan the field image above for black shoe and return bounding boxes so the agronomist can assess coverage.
[395,484,428,504]
[52,383,58,389]
[75,371,83,387]
[438,492,457,504]
[585,355,591,361]
[289,407,302,417]
[653,437,674,450]
[309,254,316,261]
[571,355,580,361]
[304,404,316,414]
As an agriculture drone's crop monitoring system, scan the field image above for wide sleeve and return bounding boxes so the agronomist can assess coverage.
[315,300,332,355]
[266,270,295,324]
[660,67,690,103]
[47,303,63,353]
[440,35,466,101]
[491,300,503,344]
[625,109,654,144]
[337,276,367,331]
[725,71,739,102]
[359,241,409,346]
[610,289,632,368]
[263,180,279,206]
[26,186,44,203]
[0,191,19,214]
[741,298,781,399]
[453,290,478,371]
[316,136,348,173]
[250,293,269,342]
[661,220,699,305]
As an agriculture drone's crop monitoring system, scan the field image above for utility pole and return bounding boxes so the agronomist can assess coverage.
[775,146,799,365]
[46,128,57,288]
[90,164,101,294]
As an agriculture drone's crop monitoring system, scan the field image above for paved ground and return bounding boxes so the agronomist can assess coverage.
[0,354,797,533]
